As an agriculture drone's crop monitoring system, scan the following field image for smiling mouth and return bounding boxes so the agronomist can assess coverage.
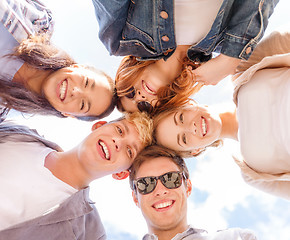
[98,140,110,160]
[59,79,68,101]
[201,117,207,136]
[142,80,156,95]
[153,200,174,210]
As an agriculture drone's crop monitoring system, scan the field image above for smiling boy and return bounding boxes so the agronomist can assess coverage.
[129,145,257,240]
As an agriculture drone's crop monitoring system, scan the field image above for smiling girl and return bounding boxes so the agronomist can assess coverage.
[154,29,290,200]
[0,0,115,122]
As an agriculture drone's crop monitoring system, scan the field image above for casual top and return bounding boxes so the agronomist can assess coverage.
[233,29,290,201]
[0,0,54,43]
[0,141,77,231]
[143,226,257,240]
[0,124,106,239]
[92,0,278,61]
[237,68,290,174]
[174,0,223,45]
[0,0,54,121]
[0,187,107,240]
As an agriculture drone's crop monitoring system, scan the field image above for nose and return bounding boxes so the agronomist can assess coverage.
[112,138,122,152]
[153,180,169,196]
[187,121,197,135]
[71,87,84,98]
[134,89,146,101]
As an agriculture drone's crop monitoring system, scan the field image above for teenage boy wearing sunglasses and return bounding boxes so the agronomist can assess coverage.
[129,145,257,240]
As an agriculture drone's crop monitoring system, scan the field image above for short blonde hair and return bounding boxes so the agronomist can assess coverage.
[125,111,154,147]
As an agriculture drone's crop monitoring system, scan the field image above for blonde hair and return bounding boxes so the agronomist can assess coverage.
[115,56,204,114]
[153,104,223,158]
[125,111,154,147]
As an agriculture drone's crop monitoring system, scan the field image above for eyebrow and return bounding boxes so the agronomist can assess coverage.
[85,102,91,114]
[123,121,139,156]
[173,112,182,147]
[173,112,178,126]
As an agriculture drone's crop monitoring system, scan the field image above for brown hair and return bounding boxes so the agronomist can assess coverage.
[153,104,223,158]
[0,35,115,120]
[115,55,204,115]
[129,144,189,191]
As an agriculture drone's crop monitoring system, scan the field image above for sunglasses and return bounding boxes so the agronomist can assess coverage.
[133,171,186,195]
[125,87,153,113]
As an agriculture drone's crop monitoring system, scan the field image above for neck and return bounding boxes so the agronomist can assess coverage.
[44,149,95,190]
[149,223,189,240]
[13,62,52,94]
[219,109,238,140]
[155,45,189,84]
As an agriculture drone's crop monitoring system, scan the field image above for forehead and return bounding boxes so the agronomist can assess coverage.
[136,157,180,178]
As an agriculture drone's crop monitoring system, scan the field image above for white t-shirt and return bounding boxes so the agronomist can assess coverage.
[174,0,223,45]
[0,141,77,230]
[237,67,290,174]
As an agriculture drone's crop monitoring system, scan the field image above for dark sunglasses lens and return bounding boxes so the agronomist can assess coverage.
[136,177,157,195]
[125,87,136,99]
[137,101,153,113]
[161,172,182,189]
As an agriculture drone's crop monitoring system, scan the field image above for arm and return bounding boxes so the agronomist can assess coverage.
[234,157,290,201]
[192,0,279,85]
[91,0,131,55]
[237,28,290,73]
[0,0,54,42]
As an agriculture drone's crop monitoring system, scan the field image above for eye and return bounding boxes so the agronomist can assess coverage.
[179,113,184,124]
[85,77,89,88]
[80,100,85,110]
[116,126,123,136]
[127,147,133,158]
[182,134,187,144]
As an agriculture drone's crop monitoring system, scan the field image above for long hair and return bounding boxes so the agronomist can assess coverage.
[115,55,204,115]
[0,34,75,118]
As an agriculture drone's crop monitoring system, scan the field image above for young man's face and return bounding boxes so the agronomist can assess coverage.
[77,119,143,178]
[132,157,191,234]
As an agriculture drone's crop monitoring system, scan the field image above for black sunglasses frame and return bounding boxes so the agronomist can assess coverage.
[124,86,154,113]
[133,171,186,195]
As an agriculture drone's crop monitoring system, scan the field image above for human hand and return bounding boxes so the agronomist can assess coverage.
[191,54,241,85]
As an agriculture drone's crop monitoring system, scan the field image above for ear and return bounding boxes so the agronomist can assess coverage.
[132,190,140,208]
[190,148,204,156]
[61,112,75,118]
[186,179,192,197]
[91,121,107,131]
[112,170,129,180]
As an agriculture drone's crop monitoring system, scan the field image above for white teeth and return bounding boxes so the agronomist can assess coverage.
[201,118,207,136]
[154,201,173,209]
[142,81,155,95]
[59,80,67,100]
[99,141,110,160]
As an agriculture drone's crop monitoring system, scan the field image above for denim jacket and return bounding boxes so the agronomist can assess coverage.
[0,188,106,240]
[92,0,279,61]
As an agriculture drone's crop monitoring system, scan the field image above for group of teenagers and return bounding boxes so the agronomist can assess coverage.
[0,0,289,239]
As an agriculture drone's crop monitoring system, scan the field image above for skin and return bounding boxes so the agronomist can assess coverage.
[155,103,222,153]
[15,63,113,117]
[120,46,189,112]
[132,157,192,240]
[193,54,241,85]
[44,119,143,189]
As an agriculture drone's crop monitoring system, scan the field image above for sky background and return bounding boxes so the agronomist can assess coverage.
[8,0,290,239]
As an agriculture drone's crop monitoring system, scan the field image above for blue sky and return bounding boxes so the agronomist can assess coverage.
[11,0,290,239]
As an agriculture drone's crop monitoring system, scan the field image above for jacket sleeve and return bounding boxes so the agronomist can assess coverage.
[236,28,290,73]
[234,157,290,201]
[221,0,279,60]
[91,0,131,55]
